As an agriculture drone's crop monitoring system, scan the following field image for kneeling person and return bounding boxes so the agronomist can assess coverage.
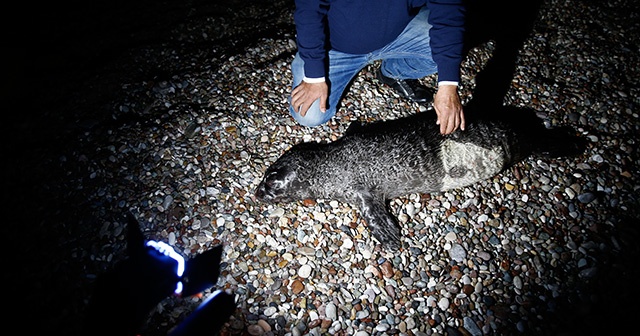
[288,0,467,135]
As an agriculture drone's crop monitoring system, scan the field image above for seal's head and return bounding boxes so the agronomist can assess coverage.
[255,143,324,204]
[254,163,298,203]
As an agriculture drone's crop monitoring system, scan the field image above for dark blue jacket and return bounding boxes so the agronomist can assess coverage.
[294,0,466,83]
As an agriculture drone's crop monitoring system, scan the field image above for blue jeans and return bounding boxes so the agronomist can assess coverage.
[289,7,437,127]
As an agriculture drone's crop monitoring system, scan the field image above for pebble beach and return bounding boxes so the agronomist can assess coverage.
[6,0,639,335]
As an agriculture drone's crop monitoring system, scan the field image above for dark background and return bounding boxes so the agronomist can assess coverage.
[3,1,257,334]
[3,1,639,335]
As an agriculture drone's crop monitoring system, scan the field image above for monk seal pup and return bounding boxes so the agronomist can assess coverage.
[254,105,588,251]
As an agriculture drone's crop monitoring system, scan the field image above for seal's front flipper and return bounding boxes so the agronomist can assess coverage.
[354,188,402,251]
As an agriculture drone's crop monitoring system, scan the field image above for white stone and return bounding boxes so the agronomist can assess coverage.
[263,306,277,317]
[325,303,337,320]
[513,275,523,289]
[445,231,457,242]
[438,297,450,310]
[269,207,285,217]
[298,264,312,278]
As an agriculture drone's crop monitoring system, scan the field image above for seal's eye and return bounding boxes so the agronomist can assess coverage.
[265,171,281,186]
[266,168,292,191]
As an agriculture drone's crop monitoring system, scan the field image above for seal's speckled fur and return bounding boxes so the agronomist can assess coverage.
[255,106,587,251]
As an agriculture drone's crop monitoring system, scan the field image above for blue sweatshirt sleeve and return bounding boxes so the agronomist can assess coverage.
[294,0,330,79]
[427,0,466,83]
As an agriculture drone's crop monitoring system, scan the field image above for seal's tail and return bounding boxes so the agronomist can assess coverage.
[532,127,589,158]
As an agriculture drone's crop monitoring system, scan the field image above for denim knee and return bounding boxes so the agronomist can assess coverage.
[289,99,335,127]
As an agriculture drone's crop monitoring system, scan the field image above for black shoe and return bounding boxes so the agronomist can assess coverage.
[376,67,434,104]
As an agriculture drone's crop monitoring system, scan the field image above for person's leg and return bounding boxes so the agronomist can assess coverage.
[377,7,437,79]
[289,51,368,127]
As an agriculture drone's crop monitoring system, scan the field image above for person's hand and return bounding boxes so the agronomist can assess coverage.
[291,81,328,116]
[433,85,465,135]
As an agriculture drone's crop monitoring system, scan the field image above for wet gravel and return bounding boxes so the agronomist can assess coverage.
[5,0,640,335]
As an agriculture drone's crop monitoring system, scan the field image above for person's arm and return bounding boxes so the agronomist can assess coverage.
[294,0,330,80]
[427,0,466,84]
[427,0,466,134]
[291,0,330,115]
